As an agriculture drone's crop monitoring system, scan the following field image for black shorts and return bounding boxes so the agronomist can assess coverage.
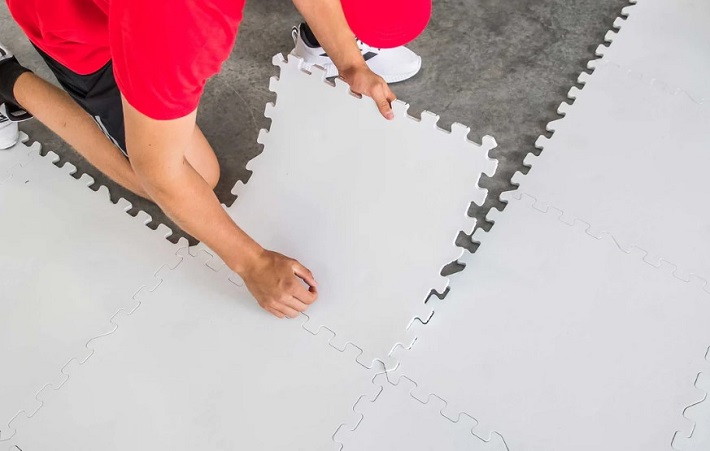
[34,45,127,156]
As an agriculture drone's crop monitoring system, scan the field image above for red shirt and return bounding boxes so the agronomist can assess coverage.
[6,0,245,119]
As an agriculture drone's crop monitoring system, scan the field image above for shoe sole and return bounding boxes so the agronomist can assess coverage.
[380,59,422,84]
[296,55,422,84]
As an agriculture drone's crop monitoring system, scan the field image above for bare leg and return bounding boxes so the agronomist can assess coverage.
[13,72,149,196]
[12,72,220,197]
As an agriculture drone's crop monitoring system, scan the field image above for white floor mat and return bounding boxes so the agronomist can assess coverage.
[6,248,382,451]
[518,58,710,284]
[334,373,509,451]
[597,0,710,103]
[0,144,185,441]
[674,368,710,451]
[390,193,710,451]
[0,132,35,180]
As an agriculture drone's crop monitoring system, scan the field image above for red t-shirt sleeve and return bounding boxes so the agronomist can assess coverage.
[109,0,244,120]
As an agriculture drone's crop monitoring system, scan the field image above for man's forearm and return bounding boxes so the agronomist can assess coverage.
[291,0,366,74]
[122,98,262,273]
[143,161,262,273]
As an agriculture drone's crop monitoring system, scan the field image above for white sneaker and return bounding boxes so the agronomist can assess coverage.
[290,23,422,83]
[0,104,20,150]
[0,41,33,122]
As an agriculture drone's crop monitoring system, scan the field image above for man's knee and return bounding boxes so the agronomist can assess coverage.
[189,126,220,189]
[202,159,220,190]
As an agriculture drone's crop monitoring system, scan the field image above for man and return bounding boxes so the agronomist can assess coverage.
[0,0,430,318]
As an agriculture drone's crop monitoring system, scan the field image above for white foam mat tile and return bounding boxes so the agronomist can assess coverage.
[334,373,509,451]
[674,351,710,451]
[7,248,383,451]
[0,145,186,441]
[596,0,710,103]
[227,54,497,367]
[391,193,710,451]
[0,133,37,181]
[517,59,710,283]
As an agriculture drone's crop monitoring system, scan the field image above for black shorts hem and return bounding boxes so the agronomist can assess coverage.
[33,45,127,156]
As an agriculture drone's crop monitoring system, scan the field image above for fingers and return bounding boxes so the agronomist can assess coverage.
[245,250,320,319]
[266,306,285,318]
[343,70,396,120]
[278,304,301,319]
[383,83,397,103]
[372,85,394,120]
[293,262,318,290]
[267,276,316,319]
[266,286,311,319]
[266,302,300,319]
[292,282,317,305]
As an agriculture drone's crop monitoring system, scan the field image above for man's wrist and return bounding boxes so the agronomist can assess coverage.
[225,239,265,276]
[338,62,369,84]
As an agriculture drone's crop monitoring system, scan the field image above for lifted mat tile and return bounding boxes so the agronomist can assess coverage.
[0,146,186,441]
[228,54,497,367]
[517,59,710,284]
[391,193,710,451]
[7,248,383,451]
[334,373,509,451]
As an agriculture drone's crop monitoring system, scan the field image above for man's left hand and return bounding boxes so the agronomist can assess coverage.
[340,65,396,120]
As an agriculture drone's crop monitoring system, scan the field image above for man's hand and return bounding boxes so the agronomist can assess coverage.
[340,65,396,120]
[290,0,396,119]
[240,249,319,318]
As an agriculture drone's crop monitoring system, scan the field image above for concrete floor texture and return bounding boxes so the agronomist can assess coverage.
[1,0,627,257]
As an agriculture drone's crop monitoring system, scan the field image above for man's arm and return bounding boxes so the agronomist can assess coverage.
[122,98,317,318]
[291,0,397,119]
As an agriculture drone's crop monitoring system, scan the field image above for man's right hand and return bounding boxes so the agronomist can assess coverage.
[240,249,319,318]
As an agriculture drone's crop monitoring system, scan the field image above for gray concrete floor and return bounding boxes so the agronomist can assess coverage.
[1,0,627,273]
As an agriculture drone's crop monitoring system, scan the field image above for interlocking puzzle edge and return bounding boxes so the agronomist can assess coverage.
[0,141,190,442]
